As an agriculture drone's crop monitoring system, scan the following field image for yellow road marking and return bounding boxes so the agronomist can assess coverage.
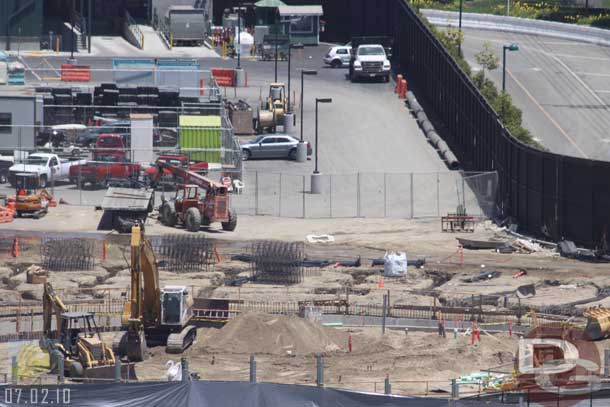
[506,68,589,159]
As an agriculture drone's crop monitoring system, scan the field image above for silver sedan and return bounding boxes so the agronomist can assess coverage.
[241,135,312,160]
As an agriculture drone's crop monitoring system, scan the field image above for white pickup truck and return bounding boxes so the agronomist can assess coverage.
[9,153,87,188]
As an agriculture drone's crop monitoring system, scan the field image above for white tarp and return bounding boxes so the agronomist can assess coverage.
[383,251,407,277]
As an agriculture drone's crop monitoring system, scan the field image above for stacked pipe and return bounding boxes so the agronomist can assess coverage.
[405,91,460,170]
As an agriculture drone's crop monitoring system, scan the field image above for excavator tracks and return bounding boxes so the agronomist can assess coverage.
[166,325,197,354]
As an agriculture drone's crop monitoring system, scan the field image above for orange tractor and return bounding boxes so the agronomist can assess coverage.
[153,161,237,233]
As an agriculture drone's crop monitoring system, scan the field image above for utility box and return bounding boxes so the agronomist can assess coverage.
[130,114,154,165]
[166,6,206,45]
[0,90,42,151]
[179,115,221,163]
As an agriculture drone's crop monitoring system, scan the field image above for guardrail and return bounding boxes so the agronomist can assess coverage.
[422,9,610,47]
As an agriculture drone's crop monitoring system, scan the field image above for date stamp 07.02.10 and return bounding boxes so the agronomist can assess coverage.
[2,387,72,406]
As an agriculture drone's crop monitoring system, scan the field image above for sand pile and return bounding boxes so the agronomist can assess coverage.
[205,313,349,355]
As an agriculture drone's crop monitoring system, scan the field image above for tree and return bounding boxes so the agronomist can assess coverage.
[440,26,464,56]
[475,41,499,75]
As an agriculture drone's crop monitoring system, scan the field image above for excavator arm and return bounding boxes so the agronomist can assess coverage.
[42,282,67,339]
[152,160,226,193]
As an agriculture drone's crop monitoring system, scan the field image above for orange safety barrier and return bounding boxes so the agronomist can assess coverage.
[399,79,407,99]
[395,74,403,93]
[211,68,235,87]
[0,208,14,223]
[61,64,91,82]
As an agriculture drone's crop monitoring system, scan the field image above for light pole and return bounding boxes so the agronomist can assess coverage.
[311,97,332,194]
[296,69,317,162]
[458,0,463,56]
[287,43,304,113]
[300,69,317,142]
[502,43,519,92]
[236,4,242,70]
[70,0,76,61]
[274,11,280,82]
[234,5,246,86]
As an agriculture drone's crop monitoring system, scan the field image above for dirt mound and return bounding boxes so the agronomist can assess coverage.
[205,313,349,355]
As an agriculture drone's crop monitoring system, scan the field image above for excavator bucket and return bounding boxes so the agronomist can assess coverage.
[83,362,138,380]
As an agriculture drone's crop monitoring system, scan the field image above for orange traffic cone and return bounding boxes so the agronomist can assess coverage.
[378,276,383,289]
[213,245,222,263]
[11,237,19,258]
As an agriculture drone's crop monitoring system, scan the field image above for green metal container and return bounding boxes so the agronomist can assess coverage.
[179,115,222,163]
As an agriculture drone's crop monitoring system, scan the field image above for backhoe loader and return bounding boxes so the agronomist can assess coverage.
[39,283,134,379]
[113,225,196,362]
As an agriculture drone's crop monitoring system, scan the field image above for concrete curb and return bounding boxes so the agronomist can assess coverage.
[422,9,610,47]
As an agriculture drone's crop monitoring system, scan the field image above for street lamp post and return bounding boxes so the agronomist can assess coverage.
[287,43,304,113]
[296,69,317,162]
[311,97,332,194]
[234,5,246,86]
[458,0,463,55]
[236,5,241,70]
[502,43,519,92]
[70,0,76,62]
[274,12,280,82]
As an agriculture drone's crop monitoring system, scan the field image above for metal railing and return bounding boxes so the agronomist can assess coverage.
[123,10,144,50]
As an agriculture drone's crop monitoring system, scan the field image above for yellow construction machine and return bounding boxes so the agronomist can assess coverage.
[256,82,287,133]
[113,225,196,362]
[39,283,133,379]
[15,173,53,218]
[583,307,610,340]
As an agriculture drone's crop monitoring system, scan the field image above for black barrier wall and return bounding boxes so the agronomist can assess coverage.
[212,0,610,247]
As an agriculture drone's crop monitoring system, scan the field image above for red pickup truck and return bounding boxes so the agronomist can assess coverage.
[69,152,141,189]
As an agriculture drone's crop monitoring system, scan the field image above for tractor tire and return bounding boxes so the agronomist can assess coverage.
[161,202,177,227]
[185,207,201,232]
[69,361,84,378]
[221,208,237,231]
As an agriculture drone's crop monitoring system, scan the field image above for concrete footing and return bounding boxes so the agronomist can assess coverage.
[296,141,307,162]
[235,68,246,87]
[311,172,322,194]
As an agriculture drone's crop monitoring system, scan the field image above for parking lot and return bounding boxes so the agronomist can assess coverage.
[0,44,476,222]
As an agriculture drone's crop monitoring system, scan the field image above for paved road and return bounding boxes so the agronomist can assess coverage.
[461,28,610,161]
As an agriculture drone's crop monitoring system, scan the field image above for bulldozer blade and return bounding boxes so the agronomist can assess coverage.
[83,363,138,381]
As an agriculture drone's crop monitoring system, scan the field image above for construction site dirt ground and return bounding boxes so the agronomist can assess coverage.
[2,208,610,393]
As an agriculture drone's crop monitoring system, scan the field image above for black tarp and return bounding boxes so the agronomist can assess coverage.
[0,381,519,407]
[4,381,610,406]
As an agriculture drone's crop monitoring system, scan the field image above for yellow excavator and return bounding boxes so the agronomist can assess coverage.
[39,283,133,379]
[112,225,196,362]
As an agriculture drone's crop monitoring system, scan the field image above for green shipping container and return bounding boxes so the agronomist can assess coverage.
[179,115,222,163]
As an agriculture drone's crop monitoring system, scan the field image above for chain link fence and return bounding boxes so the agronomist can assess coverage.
[232,171,498,219]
